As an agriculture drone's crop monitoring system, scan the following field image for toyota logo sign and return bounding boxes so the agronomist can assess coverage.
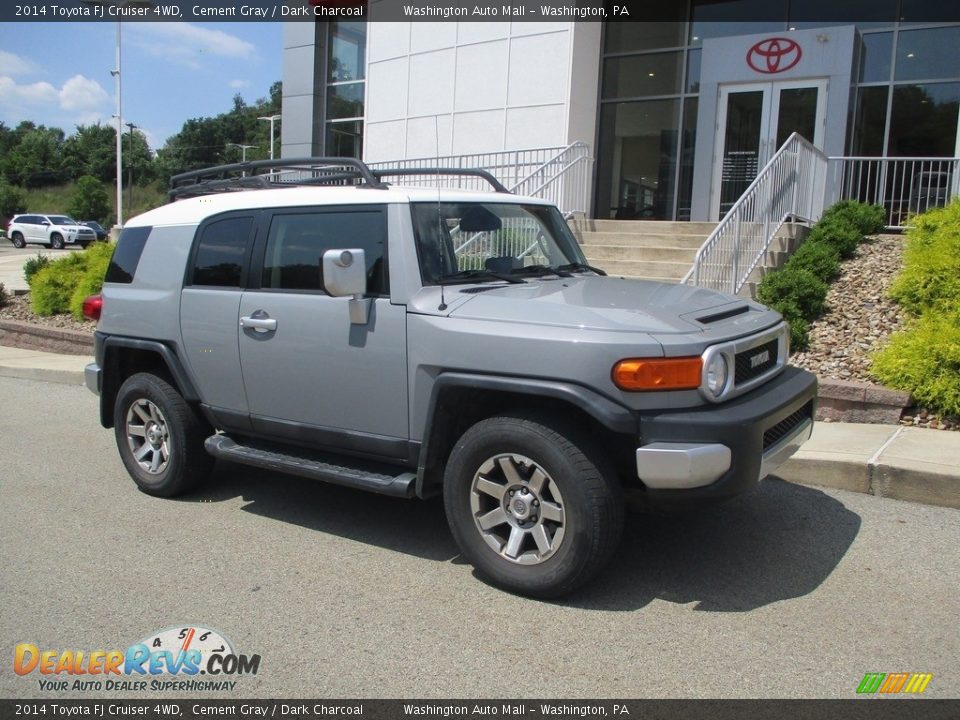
[746,38,802,74]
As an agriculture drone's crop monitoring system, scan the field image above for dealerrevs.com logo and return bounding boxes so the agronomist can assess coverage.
[14,626,261,692]
[746,38,802,74]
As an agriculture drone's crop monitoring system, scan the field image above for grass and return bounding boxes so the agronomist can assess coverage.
[21,180,168,224]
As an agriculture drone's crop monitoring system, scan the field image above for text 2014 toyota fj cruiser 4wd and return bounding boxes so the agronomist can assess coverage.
[84,158,817,597]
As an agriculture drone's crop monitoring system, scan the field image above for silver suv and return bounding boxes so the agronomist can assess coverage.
[8,213,97,249]
[84,158,816,597]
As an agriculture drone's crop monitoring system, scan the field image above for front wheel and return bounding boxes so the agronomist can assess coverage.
[11,232,26,248]
[443,414,623,598]
[49,233,64,250]
[113,372,213,497]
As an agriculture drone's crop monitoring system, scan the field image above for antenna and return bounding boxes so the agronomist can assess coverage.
[435,115,447,311]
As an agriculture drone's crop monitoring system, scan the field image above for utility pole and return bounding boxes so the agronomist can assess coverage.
[113,23,122,229]
[126,122,138,214]
[257,114,281,160]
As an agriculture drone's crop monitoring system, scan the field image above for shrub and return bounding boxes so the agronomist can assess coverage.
[888,200,960,315]
[805,216,863,259]
[68,175,111,225]
[788,239,841,282]
[757,267,828,319]
[69,242,114,320]
[0,282,7,308]
[30,244,113,317]
[820,200,886,236]
[23,253,51,286]
[872,312,960,416]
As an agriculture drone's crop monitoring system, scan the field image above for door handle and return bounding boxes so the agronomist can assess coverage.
[240,315,277,332]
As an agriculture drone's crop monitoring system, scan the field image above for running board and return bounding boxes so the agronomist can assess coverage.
[204,434,417,498]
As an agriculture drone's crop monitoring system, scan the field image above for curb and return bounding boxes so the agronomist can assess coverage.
[0,319,94,355]
[0,364,85,385]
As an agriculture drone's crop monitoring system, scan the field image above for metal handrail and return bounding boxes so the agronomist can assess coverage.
[683,133,828,294]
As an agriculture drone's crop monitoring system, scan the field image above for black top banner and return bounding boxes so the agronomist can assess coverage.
[2,0,959,23]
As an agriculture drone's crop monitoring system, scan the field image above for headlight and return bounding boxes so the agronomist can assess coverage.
[705,353,728,398]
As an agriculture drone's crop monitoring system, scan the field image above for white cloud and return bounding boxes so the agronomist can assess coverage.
[0,76,58,107]
[0,50,40,77]
[229,79,250,89]
[128,23,257,69]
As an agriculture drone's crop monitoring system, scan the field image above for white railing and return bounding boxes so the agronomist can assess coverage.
[827,156,959,229]
[368,142,594,217]
[684,133,828,295]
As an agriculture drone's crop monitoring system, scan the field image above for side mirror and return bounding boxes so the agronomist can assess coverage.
[321,248,370,325]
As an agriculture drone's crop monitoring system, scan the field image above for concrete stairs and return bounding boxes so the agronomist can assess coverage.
[578,220,716,282]
[577,219,810,296]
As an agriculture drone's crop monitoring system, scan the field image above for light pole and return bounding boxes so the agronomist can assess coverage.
[125,122,138,213]
[257,114,281,160]
[227,143,258,163]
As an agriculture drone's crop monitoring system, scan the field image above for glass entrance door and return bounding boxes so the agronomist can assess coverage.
[712,79,827,219]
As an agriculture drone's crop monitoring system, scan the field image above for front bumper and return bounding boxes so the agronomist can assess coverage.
[634,365,817,501]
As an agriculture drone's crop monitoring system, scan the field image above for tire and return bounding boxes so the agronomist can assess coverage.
[443,414,623,598]
[11,232,25,249]
[113,372,214,497]
[79,241,89,249]
[50,233,64,250]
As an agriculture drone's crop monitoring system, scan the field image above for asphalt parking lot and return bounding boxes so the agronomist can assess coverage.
[1,376,958,699]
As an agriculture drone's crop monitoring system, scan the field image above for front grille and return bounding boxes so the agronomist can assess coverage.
[735,339,779,385]
[763,402,812,450]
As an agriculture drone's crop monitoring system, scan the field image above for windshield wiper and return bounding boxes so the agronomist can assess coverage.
[510,264,573,278]
[556,262,607,276]
[438,269,526,285]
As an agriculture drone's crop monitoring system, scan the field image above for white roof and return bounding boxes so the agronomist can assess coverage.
[127,185,553,228]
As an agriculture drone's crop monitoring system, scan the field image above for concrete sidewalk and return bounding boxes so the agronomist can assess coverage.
[1,343,958,510]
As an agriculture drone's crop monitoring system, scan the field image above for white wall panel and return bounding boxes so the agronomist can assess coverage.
[366,57,410,121]
[453,111,506,154]
[506,105,566,149]
[407,115,454,158]
[507,32,570,106]
[455,40,509,112]
[410,22,458,53]
[364,120,407,162]
[367,22,410,62]
[408,50,456,117]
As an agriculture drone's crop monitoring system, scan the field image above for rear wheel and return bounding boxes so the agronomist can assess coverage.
[11,232,25,248]
[443,414,623,598]
[49,233,64,250]
[113,372,213,497]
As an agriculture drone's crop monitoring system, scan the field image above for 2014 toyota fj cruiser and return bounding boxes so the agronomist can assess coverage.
[85,158,817,598]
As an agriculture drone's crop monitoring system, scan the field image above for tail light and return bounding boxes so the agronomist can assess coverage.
[82,294,103,322]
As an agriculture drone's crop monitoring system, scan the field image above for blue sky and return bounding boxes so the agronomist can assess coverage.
[0,22,283,150]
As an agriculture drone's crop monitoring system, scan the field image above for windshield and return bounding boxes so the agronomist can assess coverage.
[411,202,586,285]
[49,216,77,226]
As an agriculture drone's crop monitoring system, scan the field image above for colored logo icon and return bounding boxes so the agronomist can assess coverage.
[747,38,803,74]
[857,672,933,695]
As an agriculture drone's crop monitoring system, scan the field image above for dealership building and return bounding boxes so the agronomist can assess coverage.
[281,3,960,223]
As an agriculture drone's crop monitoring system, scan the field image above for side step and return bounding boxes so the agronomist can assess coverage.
[205,434,417,498]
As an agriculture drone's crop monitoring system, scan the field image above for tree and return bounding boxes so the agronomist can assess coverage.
[0,181,26,218]
[62,124,117,184]
[5,125,68,188]
[68,176,111,224]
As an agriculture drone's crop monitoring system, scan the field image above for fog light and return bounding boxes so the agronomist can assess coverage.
[705,353,728,398]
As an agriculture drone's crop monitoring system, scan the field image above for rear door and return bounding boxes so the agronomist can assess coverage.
[237,205,409,458]
[179,213,257,423]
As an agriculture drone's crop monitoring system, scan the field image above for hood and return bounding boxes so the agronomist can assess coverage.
[439,276,776,336]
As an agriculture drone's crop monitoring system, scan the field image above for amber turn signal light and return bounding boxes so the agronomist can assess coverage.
[612,357,703,391]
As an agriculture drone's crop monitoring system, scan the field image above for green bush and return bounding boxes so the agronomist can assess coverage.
[757,267,828,319]
[788,239,841,281]
[872,311,960,416]
[805,216,863,259]
[820,200,886,236]
[68,175,111,225]
[0,282,7,308]
[888,200,960,315]
[30,244,113,318]
[68,242,114,320]
[23,253,51,286]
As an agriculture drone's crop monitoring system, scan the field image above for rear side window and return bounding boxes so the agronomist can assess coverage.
[261,209,387,295]
[190,216,254,287]
[105,226,151,284]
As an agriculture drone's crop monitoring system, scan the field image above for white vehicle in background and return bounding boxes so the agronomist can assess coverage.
[7,214,98,249]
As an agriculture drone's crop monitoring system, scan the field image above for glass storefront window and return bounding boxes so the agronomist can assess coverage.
[677,99,698,221]
[690,0,787,46]
[686,49,701,94]
[889,82,960,156]
[604,20,687,53]
[596,99,681,220]
[328,21,366,82]
[895,27,960,82]
[851,86,889,155]
[326,83,364,120]
[326,121,364,158]
[858,33,893,83]
[602,52,684,99]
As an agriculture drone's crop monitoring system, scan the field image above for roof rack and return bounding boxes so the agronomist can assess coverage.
[168,156,510,200]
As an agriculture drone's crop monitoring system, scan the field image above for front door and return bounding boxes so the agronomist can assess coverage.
[711,79,827,219]
[237,205,409,458]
